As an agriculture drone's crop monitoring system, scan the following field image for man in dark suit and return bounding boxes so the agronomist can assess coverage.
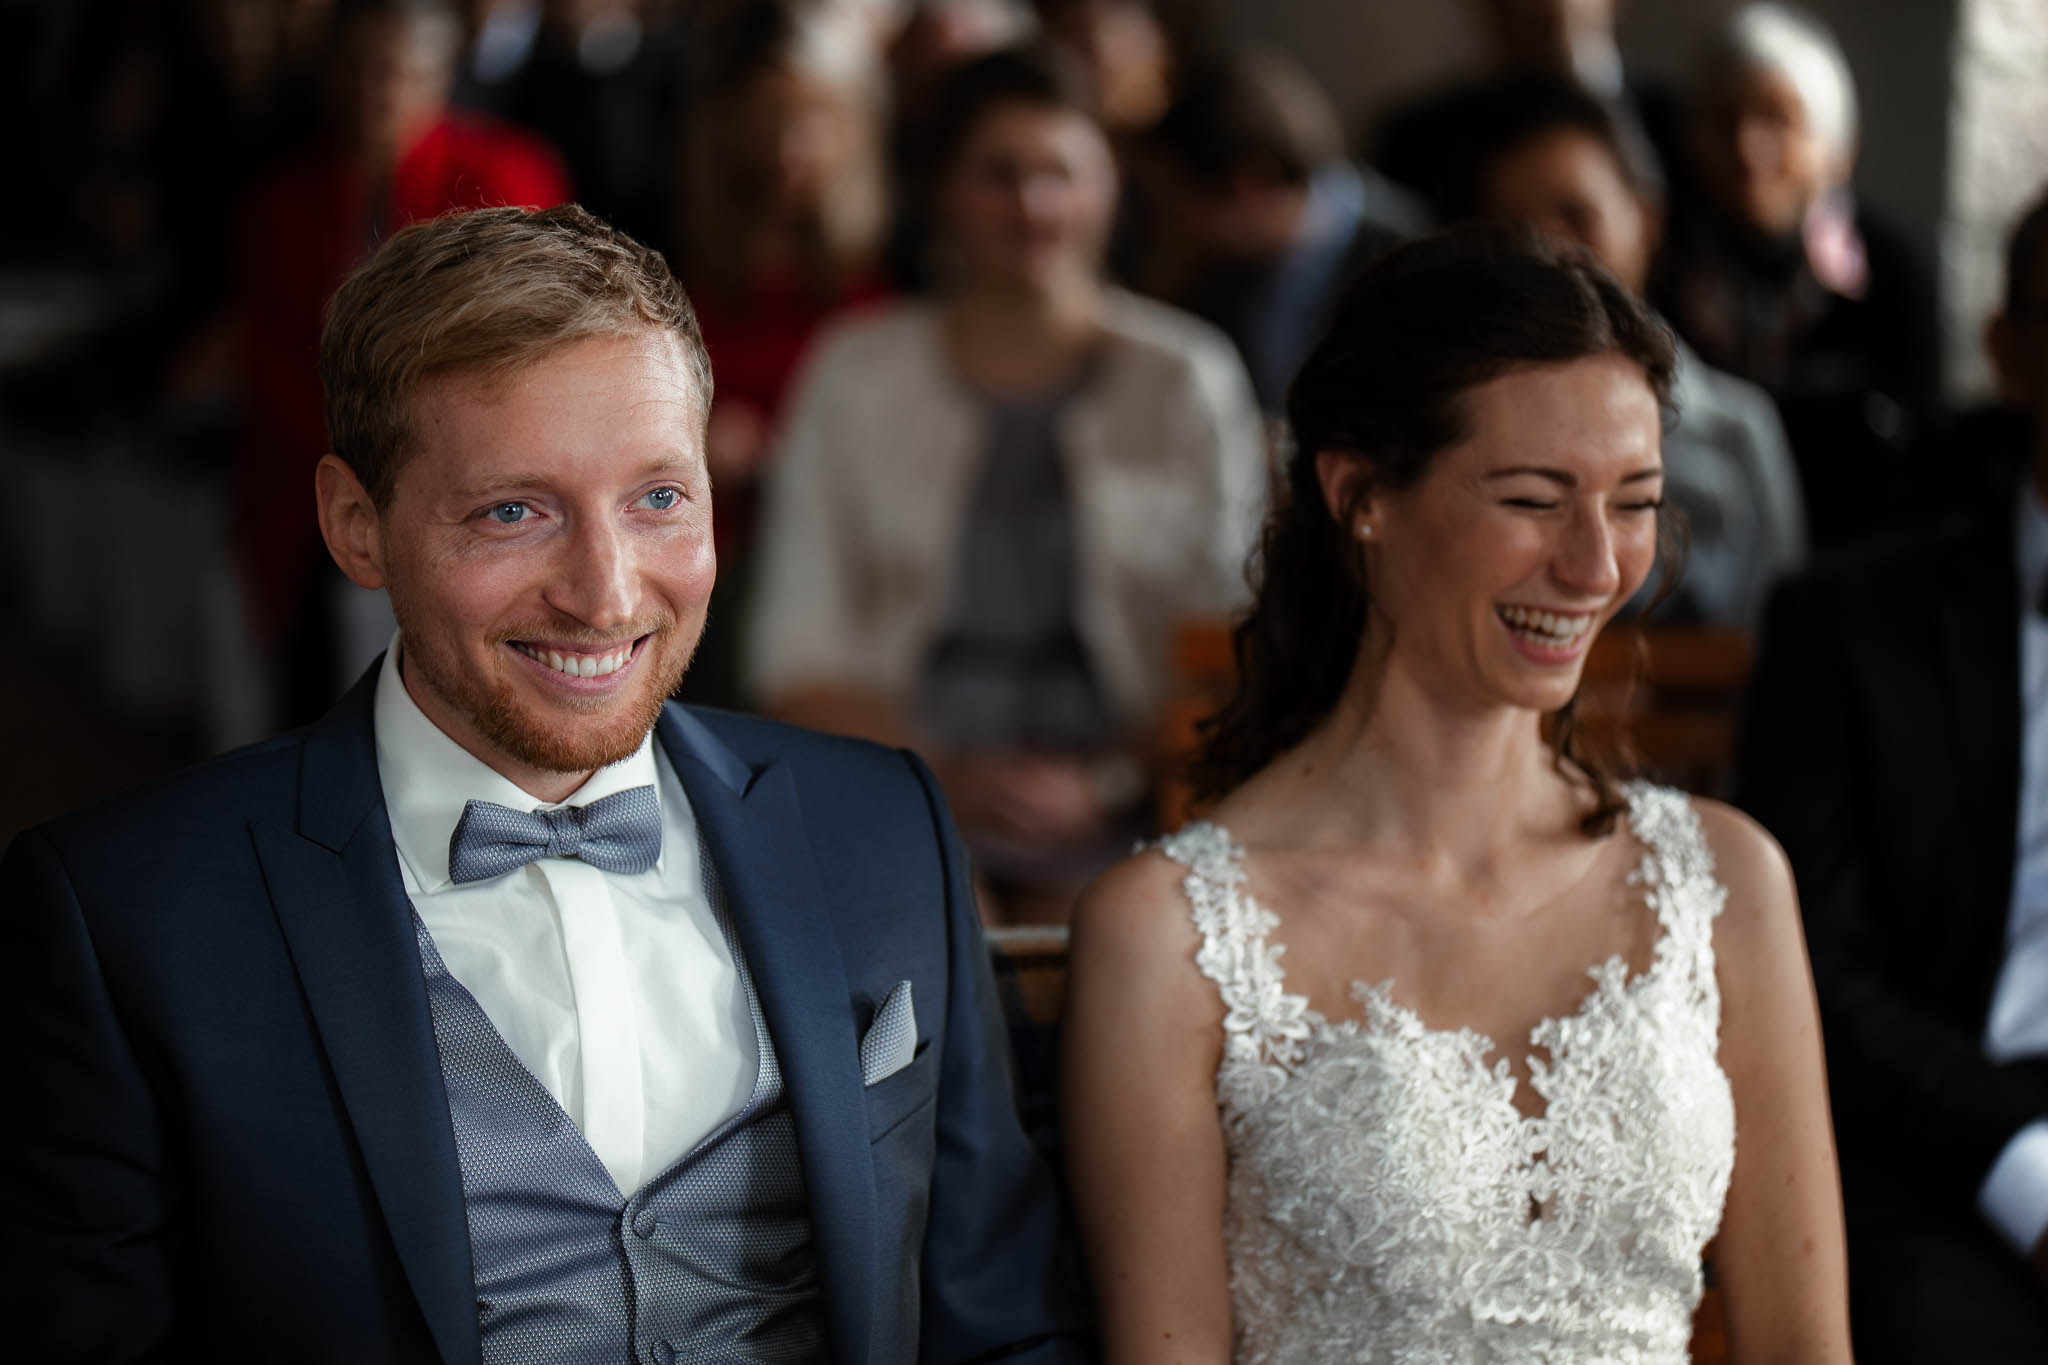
[1,204,1085,1364]
[1738,185,2048,1362]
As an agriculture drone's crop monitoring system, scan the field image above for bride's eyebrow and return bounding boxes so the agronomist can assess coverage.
[1483,465,1574,486]
[1481,466,1664,485]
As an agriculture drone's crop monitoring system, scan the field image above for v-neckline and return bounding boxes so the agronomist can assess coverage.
[1206,796,1675,1132]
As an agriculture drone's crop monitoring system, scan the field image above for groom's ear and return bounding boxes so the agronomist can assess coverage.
[316,454,389,591]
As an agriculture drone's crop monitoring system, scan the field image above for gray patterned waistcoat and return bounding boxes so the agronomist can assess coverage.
[411,855,825,1365]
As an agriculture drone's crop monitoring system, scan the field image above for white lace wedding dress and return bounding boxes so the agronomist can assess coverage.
[1158,782,1736,1364]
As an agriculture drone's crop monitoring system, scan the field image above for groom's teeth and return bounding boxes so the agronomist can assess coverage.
[515,642,634,677]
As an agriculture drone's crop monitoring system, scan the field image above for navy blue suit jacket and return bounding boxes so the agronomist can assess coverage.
[1,667,1087,1364]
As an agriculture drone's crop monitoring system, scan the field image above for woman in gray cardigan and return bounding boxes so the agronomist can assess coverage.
[746,46,1265,924]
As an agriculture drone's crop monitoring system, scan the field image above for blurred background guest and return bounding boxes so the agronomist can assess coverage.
[450,0,542,114]
[72,0,331,378]
[674,0,893,706]
[888,0,1187,294]
[233,0,569,733]
[1738,183,2048,1364]
[1134,48,1427,418]
[880,0,1032,289]
[1660,1,1939,550]
[22,0,331,431]
[1024,0,1192,282]
[1372,0,1672,222]
[1,0,340,801]
[1453,74,1806,626]
[887,0,1031,126]
[490,0,687,249]
[1027,0,1175,149]
[744,45,1263,924]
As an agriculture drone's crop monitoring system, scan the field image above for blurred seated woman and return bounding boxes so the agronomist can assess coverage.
[676,0,892,704]
[1459,74,1807,627]
[745,45,1264,925]
[1658,1,1939,548]
[1061,229,1851,1361]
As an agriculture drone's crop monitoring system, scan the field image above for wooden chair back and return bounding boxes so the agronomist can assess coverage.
[1153,618,1757,814]
[1576,625,1755,796]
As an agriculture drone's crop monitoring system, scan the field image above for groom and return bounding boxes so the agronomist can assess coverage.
[1,205,1084,1363]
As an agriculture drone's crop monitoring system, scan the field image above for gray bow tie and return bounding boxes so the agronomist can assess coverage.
[447,786,662,885]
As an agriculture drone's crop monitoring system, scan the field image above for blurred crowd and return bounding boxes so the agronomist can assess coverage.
[0,0,2027,922]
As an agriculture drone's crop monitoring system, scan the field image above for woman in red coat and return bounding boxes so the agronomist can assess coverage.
[235,0,569,722]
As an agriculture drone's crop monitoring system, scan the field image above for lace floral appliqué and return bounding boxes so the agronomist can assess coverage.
[1159,783,1737,1364]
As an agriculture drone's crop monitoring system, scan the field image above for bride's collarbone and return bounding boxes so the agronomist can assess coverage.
[1235,829,1660,1045]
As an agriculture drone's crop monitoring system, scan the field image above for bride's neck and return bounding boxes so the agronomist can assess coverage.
[1282,653,1572,865]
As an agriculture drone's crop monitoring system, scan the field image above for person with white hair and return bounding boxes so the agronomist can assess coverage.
[1658,0,1941,550]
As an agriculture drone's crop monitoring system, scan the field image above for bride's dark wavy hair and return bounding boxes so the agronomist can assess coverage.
[1187,226,1681,835]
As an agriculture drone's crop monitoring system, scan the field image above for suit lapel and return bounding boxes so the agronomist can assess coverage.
[660,708,876,1365]
[255,668,478,1365]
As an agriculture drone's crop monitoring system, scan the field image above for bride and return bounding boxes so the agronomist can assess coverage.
[1060,229,1852,1363]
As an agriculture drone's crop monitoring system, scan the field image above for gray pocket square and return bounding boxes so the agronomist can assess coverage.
[859,980,917,1086]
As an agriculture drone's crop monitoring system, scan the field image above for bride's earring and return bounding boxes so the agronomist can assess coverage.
[1355,522,1374,540]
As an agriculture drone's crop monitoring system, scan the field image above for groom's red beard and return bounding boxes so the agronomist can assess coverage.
[397,609,697,775]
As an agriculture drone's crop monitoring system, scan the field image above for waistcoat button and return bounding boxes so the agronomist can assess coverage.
[631,1207,658,1239]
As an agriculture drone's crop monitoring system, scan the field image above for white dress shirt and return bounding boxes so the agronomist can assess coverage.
[1980,483,2048,1252]
[373,636,755,1196]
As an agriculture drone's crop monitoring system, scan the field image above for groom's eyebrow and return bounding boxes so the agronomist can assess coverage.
[449,455,698,503]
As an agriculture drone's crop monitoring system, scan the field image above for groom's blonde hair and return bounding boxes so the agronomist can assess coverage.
[320,204,714,508]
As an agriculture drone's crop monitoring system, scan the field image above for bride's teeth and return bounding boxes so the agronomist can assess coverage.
[1499,607,1592,647]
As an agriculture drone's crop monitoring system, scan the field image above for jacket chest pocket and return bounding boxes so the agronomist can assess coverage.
[865,1043,937,1142]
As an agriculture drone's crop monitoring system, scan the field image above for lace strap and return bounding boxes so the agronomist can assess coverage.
[1157,823,1313,1101]
[1622,782,1728,972]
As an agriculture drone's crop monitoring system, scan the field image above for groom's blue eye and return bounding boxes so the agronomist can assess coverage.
[487,502,529,524]
[638,487,680,511]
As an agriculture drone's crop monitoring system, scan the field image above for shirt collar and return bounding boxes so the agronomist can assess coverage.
[372,632,662,893]
[1571,36,1626,100]
[2019,478,2048,616]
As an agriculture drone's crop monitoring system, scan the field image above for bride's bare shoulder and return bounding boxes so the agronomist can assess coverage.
[1068,835,1220,984]
[1687,798,1797,921]
[1073,837,1197,932]
[1066,838,1229,1048]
